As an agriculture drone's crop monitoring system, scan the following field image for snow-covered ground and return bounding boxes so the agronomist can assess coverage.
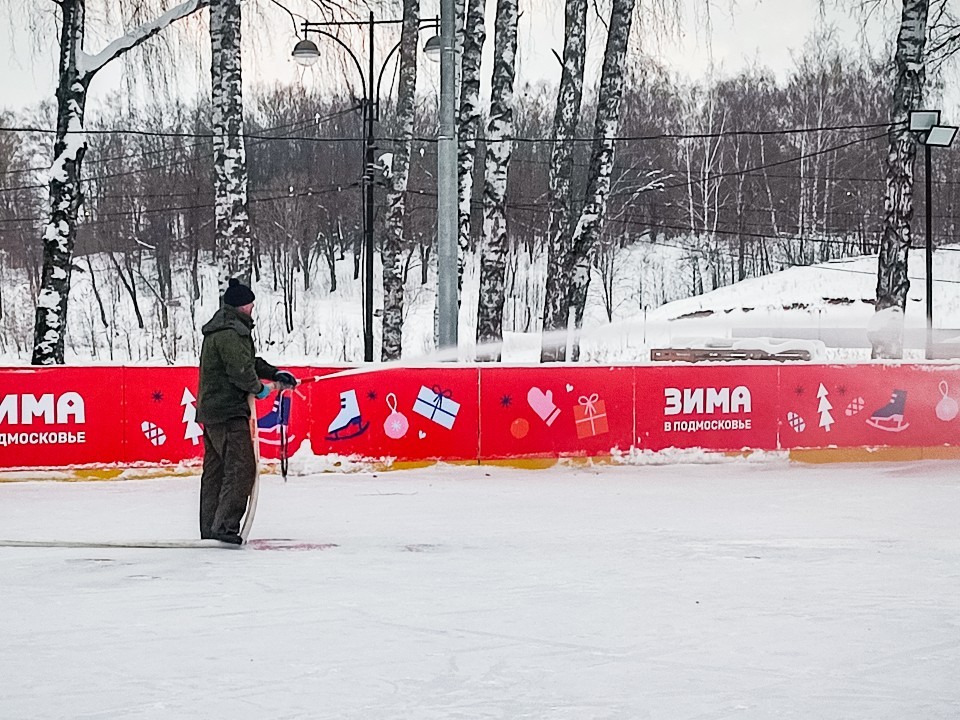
[5,240,958,365]
[2,460,958,719]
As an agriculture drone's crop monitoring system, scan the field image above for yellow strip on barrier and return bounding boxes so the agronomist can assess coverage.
[788,446,960,463]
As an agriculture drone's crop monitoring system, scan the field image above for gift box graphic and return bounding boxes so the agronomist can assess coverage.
[413,385,461,429]
[573,393,609,439]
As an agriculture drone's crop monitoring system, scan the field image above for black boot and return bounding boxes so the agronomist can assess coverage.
[211,530,243,545]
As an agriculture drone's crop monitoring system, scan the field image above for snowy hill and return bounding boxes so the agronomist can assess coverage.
[575,245,960,363]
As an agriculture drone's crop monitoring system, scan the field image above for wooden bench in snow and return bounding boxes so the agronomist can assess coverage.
[651,347,812,363]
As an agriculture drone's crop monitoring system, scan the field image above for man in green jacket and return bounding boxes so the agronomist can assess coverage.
[197,278,298,544]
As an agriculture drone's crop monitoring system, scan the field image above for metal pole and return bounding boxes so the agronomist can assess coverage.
[364,11,376,362]
[925,142,933,360]
[436,0,458,352]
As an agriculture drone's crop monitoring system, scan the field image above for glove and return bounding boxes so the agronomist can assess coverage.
[527,387,561,426]
[274,370,299,390]
[255,383,273,399]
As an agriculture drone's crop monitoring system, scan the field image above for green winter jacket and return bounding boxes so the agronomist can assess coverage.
[196,305,280,425]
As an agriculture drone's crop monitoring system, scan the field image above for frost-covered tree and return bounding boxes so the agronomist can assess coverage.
[455,0,486,301]
[540,0,587,362]
[381,0,420,360]
[559,0,637,361]
[210,0,250,288]
[873,0,929,358]
[475,0,517,360]
[29,0,207,365]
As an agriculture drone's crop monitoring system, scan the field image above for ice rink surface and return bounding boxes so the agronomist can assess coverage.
[1,460,958,719]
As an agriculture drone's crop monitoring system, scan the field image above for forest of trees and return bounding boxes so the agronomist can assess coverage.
[0,3,957,362]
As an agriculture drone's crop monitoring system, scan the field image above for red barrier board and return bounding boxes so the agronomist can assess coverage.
[4,363,960,471]
[303,366,480,462]
[120,366,314,466]
[778,364,960,449]
[635,365,780,452]
[479,366,634,459]
[0,367,122,468]
[122,367,202,465]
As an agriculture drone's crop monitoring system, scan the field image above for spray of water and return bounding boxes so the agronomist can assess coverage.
[300,312,664,385]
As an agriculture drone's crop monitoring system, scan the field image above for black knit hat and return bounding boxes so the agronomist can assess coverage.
[223,278,255,307]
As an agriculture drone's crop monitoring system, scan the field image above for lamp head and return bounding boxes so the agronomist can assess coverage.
[292,39,320,67]
[423,34,442,61]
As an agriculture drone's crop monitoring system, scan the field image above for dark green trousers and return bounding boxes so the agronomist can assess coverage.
[200,417,257,537]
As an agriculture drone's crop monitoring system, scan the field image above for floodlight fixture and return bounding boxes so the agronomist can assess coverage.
[925,125,958,147]
[910,110,941,132]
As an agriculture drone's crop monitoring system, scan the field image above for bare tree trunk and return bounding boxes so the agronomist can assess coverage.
[562,0,636,360]
[873,0,929,358]
[540,0,587,362]
[475,0,518,360]
[381,0,419,360]
[191,234,201,300]
[420,241,432,285]
[154,218,173,301]
[211,0,252,287]
[109,251,145,330]
[32,0,87,365]
[759,137,780,238]
[456,0,486,301]
[84,255,108,329]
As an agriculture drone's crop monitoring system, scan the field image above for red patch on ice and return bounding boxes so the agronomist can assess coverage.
[247,539,339,551]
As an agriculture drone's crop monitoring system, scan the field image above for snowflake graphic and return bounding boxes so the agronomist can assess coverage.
[367,390,378,401]
[794,386,805,396]
[152,390,164,402]
[388,418,404,434]
[836,385,848,396]
[500,395,512,408]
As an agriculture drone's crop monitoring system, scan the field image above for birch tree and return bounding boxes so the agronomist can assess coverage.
[31,0,208,365]
[455,0,486,301]
[381,0,420,360]
[558,0,637,361]
[210,0,251,287]
[540,0,588,362]
[475,0,518,360]
[873,0,929,358]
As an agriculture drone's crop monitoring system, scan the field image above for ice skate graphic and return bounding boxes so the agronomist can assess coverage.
[326,389,370,441]
[257,393,294,447]
[865,389,910,433]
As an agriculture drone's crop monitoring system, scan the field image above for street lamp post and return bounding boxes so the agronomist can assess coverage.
[909,110,958,359]
[293,16,441,363]
[436,0,458,354]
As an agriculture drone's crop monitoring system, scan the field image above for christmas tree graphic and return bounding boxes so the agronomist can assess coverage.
[181,388,203,445]
[817,383,834,432]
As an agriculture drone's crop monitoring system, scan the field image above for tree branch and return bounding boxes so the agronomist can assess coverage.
[78,0,209,80]
[267,0,305,34]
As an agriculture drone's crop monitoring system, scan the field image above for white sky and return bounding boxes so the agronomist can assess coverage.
[1,0,936,119]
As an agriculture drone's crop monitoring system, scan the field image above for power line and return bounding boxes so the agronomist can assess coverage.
[501,121,898,144]
[0,107,362,188]
[500,152,960,189]
[0,120,898,146]
[0,121,895,198]
[0,182,359,227]
[0,116,323,177]
[0,109,363,195]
